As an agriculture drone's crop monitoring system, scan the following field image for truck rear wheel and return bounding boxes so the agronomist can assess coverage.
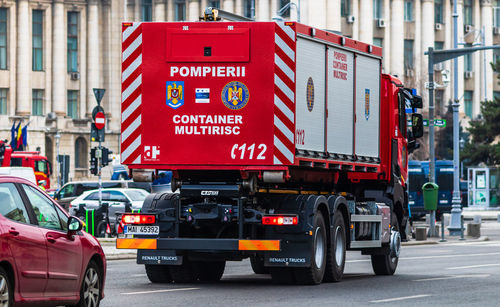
[169,259,199,283]
[371,214,400,275]
[145,264,172,283]
[323,212,346,282]
[250,255,269,274]
[294,212,327,285]
[193,261,226,282]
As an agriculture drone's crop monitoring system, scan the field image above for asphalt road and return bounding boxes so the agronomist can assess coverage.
[102,234,500,306]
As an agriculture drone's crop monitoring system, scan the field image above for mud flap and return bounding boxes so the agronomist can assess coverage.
[137,249,183,265]
[264,240,311,267]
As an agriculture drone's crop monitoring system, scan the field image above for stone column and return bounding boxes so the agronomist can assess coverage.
[52,0,66,115]
[383,0,391,73]
[16,0,30,116]
[358,0,373,44]
[308,0,327,29]
[390,0,404,77]
[135,0,141,21]
[443,0,452,109]
[420,0,435,107]
[327,0,341,31]
[414,0,422,87]
[154,0,166,21]
[188,0,199,21]
[352,0,359,40]
[87,0,100,116]
[235,0,243,16]
[472,0,481,117]
[223,0,234,12]
[257,0,270,21]
[481,0,494,103]
[167,0,174,21]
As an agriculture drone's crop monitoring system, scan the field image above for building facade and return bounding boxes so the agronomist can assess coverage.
[0,0,497,184]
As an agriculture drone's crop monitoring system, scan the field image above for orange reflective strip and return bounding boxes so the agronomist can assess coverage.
[116,238,157,250]
[238,240,280,251]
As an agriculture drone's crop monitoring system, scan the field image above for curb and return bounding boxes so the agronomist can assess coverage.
[106,253,137,260]
[402,240,439,246]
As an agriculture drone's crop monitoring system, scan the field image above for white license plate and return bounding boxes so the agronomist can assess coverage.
[124,225,159,235]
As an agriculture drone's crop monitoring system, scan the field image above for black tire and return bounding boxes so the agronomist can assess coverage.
[95,221,107,238]
[193,261,226,282]
[76,261,101,307]
[169,259,199,283]
[145,264,172,283]
[371,213,400,275]
[250,255,269,274]
[0,267,13,307]
[270,268,295,284]
[323,213,346,282]
[294,212,327,285]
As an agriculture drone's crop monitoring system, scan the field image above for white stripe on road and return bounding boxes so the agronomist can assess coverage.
[122,288,199,295]
[347,252,500,263]
[413,274,490,282]
[370,294,431,303]
[447,263,500,270]
[131,273,146,277]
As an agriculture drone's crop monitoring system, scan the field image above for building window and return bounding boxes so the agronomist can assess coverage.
[373,37,383,48]
[435,0,443,24]
[495,2,500,28]
[494,91,500,100]
[404,39,414,69]
[434,41,444,50]
[32,10,43,71]
[279,0,291,18]
[464,43,473,72]
[175,0,186,21]
[243,0,253,18]
[67,90,78,119]
[32,89,44,116]
[404,0,413,21]
[464,91,473,118]
[494,48,500,63]
[75,137,87,169]
[67,12,78,72]
[141,0,152,21]
[0,88,7,114]
[463,0,473,26]
[341,0,351,17]
[208,0,220,8]
[0,8,7,70]
[373,0,383,19]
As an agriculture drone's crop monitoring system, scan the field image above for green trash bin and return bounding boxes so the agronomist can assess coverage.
[422,182,439,211]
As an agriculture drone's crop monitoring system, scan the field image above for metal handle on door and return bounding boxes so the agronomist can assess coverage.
[46,234,56,243]
[8,228,19,236]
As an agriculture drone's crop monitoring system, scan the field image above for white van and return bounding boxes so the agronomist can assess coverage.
[0,167,37,184]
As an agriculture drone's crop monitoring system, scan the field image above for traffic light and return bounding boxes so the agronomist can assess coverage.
[101,147,113,167]
[90,147,98,175]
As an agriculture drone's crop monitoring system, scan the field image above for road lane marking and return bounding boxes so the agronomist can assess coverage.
[447,263,500,270]
[370,294,431,303]
[347,252,500,263]
[413,274,490,282]
[122,288,200,295]
[131,274,147,277]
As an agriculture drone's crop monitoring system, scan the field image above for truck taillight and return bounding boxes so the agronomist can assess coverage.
[262,215,298,226]
[122,214,156,225]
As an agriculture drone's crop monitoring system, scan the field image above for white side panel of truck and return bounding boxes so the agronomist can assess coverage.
[295,38,326,153]
[354,55,380,159]
[327,47,354,156]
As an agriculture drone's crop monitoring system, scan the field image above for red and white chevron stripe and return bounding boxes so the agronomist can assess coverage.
[121,22,143,164]
[273,22,296,165]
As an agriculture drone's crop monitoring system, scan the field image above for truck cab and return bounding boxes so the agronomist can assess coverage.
[9,152,52,189]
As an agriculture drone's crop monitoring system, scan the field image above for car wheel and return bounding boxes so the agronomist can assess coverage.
[294,212,327,285]
[323,212,346,282]
[0,267,12,307]
[371,213,400,275]
[76,261,101,307]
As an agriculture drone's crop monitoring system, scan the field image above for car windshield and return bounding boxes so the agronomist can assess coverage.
[124,190,148,201]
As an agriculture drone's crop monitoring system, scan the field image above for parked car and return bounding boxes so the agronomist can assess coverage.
[0,175,106,306]
[54,180,151,211]
[69,188,149,229]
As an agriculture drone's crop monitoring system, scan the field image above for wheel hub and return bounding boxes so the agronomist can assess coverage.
[389,228,401,258]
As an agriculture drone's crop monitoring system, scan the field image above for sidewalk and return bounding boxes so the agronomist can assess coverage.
[462,208,500,221]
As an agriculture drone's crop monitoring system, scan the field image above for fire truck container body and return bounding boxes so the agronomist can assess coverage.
[118,20,423,285]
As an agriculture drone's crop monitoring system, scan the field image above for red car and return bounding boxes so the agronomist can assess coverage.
[0,176,106,306]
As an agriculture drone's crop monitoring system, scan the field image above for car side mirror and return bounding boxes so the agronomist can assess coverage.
[411,114,424,138]
[68,216,84,233]
[411,95,423,109]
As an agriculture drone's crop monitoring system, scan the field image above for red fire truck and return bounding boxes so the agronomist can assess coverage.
[117,10,423,285]
[0,140,52,189]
